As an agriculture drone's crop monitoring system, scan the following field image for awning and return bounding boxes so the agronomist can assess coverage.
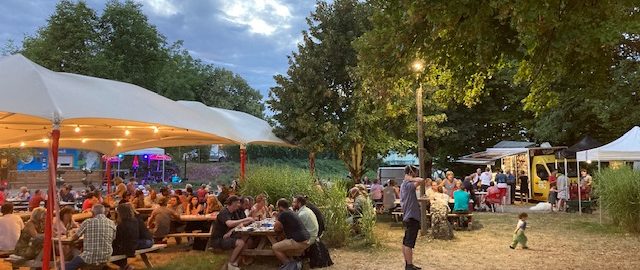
[456,148,528,165]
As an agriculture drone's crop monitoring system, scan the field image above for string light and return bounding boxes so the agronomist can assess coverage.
[19,142,26,147]
[42,138,50,143]
[74,126,81,133]
[153,126,159,133]
[81,138,88,143]
[124,129,131,136]
[116,141,122,147]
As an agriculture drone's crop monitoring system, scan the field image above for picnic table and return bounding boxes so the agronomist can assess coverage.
[234,218,280,256]
[179,213,218,222]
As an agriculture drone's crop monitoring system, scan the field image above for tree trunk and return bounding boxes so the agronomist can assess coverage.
[309,152,316,177]
[341,143,364,184]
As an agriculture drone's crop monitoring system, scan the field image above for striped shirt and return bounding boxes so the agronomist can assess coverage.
[75,214,116,264]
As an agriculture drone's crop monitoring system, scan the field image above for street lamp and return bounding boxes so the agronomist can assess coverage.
[412,60,428,235]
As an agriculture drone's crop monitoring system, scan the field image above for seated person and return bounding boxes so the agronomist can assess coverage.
[28,190,45,211]
[185,196,203,215]
[112,203,139,270]
[347,188,367,224]
[131,190,148,209]
[249,194,271,220]
[82,193,99,212]
[59,185,75,203]
[147,197,180,243]
[15,186,30,201]
[241,196,254,218]
[293,196,319,244]
[66,204,116,270]
[306,200,326,238]
[453,186,471,213]
[14,208,46,260]
[273,198,310,268]
[205,194,223,214]
[0,203,25,250]
[485,182,502,210]
[382,179,399,212]
[210,196,254,270]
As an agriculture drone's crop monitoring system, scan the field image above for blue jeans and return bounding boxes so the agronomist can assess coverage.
[137,239,153,249]
[65,256,87,270]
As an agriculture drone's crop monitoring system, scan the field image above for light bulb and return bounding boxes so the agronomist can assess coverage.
[74,126,81,133]
[19,142,26,147]
[116,141,122,147]
[42,138,50,143]
[153,126,159,133]
[125,129,131,136]
[81,138,88,143]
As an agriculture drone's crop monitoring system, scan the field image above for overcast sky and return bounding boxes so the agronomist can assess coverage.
[0,0,317,101]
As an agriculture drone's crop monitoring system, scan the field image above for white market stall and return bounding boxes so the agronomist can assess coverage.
[577,126,640,216]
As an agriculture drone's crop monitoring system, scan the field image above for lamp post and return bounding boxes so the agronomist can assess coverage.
[412,60,428,235]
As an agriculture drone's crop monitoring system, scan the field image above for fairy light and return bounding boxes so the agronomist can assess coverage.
[116,141,122,147]
[74,126,81,133]
[42,138,50,143]
[19,142,26,147]
[81,138,88,143]
[125,129,131,136]
[153,126,159,133]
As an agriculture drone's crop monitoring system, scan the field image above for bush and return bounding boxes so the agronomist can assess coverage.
[358,196,379,246]
[240,165,377,247]
[595,167,640,233]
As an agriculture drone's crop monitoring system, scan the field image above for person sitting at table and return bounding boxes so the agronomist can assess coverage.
[453,186,471,214]
[442,171,458,197]
[210,195,255,270]
[426,180,438,200]
[217,185,231,206]
[59,185,75,203]
[135,209,154,250]
[14,186,30,201]
[156,187,170,204]
[131,190,147,209]
[144,188,157,207]
[66,204,116,270]
[126,178,137,198]
[109,177,127,199]
[485,182,502,211]
[241,196,254,218]
[28,189,46,211]
[167,195,184,215]
[82,192,100,212]
[293,195,319,245]
[0,203,25,250]
[347,188,367,224]
[54,206,79,260]
[305,200,325,238]
[197,184,208,204]
[112,203,139,270]
[0,187,6,205]
[370,179,384,211]
[205,194,223,214]
[249,194,271,220]
[147,197,180,244]
[14,207,45,260]
[175,189,187,207]
[382,179,399,212]
[186,196,203,215]
[273,198,310,268]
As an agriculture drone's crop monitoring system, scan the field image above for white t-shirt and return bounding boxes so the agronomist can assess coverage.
[0,214,25,250]
[480,172,493,186]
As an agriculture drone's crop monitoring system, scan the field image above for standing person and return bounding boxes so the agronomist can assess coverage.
[28,190,46,211]
[110,177,127,199]
[548,169,558,185]
[509,213,529,249]
[210,196,254,270]
[518,171,529,204]
[472,168,482,189]
[442,171,457,197]
[272,198,310,269]
[480,168,493,191]
[400,165,424,270]
[507,171,516,204]
[0,203,25,250]
[66,204,116,270]
[495,170,508,199]
[580,169,593,199]
[383,179,400,212]
[370,179,384,213]
[126,179,137,198]
[556,171,569,211]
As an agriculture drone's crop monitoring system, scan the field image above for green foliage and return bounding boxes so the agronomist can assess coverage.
[595,167,640,233]
[268,0,394,180]
[318,180,351,247]
[152,252,226,270]
[358,196,378,247]
[240,165,317,205]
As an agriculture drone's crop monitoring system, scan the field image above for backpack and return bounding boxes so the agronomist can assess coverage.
[305,241,334,268]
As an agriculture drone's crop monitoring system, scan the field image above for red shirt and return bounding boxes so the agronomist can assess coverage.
[549,175,557,184]
[0,191,5,205]
[29,194,45,210]
[197,189,208,203]
[82,198,94,211]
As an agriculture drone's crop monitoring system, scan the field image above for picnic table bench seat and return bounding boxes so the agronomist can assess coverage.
[109,243,167,268]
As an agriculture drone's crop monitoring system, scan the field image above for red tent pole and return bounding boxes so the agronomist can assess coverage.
[240,144,247,182]
[42,128,60,270]
[106,159,112,193]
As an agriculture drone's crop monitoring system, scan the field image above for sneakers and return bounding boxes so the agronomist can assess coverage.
[227,262,240,270]
[509,245,515,249]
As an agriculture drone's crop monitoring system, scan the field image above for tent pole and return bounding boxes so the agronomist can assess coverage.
[42,125,60,270]
[106,159,112,193]
[598,160,602,224]
[573,158,581,215]
[162,159,165,183]
[240,144,247,182]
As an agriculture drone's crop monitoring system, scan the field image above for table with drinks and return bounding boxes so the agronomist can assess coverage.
[234,218,279,256]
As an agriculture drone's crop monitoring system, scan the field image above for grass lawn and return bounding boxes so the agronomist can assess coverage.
[2,209,638,270]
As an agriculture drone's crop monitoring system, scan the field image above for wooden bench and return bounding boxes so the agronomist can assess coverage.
[391,211,403,222]
[108,244,167,268]
[4,256,55,270]
[447,213,473,230]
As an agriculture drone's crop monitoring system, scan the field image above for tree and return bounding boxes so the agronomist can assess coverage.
[94,0,169,90]
[269,0,391,180]
[196,67,264,118]
[21,0,99,74]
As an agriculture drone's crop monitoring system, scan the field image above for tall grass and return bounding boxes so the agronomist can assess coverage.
[358,196,379,246]
[240,165,316,205]
[316,180,351,247]
[595,167,640,233]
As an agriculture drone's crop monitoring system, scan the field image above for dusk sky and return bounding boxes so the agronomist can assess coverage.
[0,0,317,101]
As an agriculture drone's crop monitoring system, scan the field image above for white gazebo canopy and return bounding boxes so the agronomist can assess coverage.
[0,54,243,154]
[577,126,640,162]
[177,100,291,146]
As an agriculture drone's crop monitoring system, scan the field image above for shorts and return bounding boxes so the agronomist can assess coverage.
[272,239,310,253]
[402,218,420,248]
[211,237,239,250]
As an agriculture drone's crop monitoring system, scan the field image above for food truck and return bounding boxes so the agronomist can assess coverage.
[457,141,578,201]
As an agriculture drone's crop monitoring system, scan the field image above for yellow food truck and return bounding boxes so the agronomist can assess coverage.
[457,141,578,201]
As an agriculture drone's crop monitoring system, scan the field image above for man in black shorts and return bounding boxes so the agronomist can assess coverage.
[210,195,255,270]
[401,165,424,270]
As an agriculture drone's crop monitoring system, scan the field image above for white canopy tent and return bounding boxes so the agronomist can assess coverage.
[0,54,252,269]
[120,147,165,156]
[577,126,640,162]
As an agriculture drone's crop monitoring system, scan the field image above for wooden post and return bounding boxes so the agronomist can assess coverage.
[240,144,247,182]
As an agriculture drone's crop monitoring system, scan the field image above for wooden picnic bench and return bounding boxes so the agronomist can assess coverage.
[109,243,167,268]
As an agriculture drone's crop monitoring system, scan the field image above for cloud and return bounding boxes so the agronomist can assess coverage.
[218,0,292,36]
[136,0,179,17]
